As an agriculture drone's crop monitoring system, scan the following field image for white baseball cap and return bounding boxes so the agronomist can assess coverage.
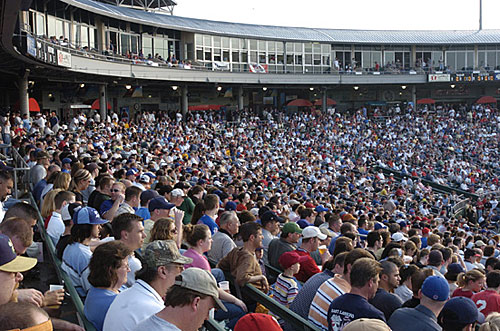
[302,226,327,240]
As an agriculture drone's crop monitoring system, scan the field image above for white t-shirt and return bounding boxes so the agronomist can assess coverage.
[47,211,64,245]
[134,314,180,331]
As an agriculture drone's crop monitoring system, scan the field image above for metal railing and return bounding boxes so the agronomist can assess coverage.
[1,144,30,199]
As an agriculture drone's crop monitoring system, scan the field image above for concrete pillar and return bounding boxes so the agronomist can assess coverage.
[411,85,417,109]
[181,86,188,118]
[95,18,106,53]
[322,88,327,113]
[411,45,417,69]
[19,70,29,119]
[99,84,107,122]
[237,86,244,111]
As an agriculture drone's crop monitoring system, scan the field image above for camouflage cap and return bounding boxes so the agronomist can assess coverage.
[143,240,192,268]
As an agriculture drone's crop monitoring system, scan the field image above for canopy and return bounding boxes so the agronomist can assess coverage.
[475,96,497,104]
[314,98,337,106]
[287,99,313,107]
[416,98,436,105]
[188,104,222,111]
[91,99,111,110]
[28,98,40,112]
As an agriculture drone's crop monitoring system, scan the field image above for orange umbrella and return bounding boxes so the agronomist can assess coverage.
[91,99,111,110]
[314,98,337,106]
[475,96,497,104]
[287,99,313,107]
[417,98,436,105]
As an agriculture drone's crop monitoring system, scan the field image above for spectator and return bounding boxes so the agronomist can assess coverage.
[143,197,183,249]
[103,240,192,331]
[444,263,465,298]
[234,313,283,331]
[30,151,49,187]
[100,181,125,220]
[116,185,142,216]
[0,217,33,255]
[88,176,114,210]
[0,302,53,330]
[0,170,14,221]
[208,211,239,263]
[369,260,403,320]
[46,190,75,245]
[452,269,485,299]
[438,297,479,331]
[295,226,330,282]
[268,222,302,269]
[135,189,159,221]
[471,270,500,318]
[394,264,420,303]
[198,194,220,235]
[69,169,92,204]
[261,210,281,264]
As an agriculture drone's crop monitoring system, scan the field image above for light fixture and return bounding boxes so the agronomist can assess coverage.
[125,85,132,90]
[171,86,178,91]
[79,83,85,88]
[450,84,456,89]
[217,86,222,91]
[148,94,152,98]
[401,85,407,90]
[353,86,359,90]
[399,92,403,95]
[262,87,267,91]
[48,93,53,98]
[309,87,314,91]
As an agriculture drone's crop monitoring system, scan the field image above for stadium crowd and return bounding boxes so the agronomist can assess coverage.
[0,101,499,331]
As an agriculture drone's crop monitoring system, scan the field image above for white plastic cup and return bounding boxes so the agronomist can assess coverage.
[218,281,230,292]
[49,284,64,292]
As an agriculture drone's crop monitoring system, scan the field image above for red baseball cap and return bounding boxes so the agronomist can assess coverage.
[278,251,308,270]
[422,227,430,235]
[234,313,282,331]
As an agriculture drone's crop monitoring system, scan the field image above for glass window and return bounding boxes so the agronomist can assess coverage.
[196,49,203,60]
[55,19,64,38]
[143,36,153,57]
[295,54,302,65]
[277,54,284,64]
[202,35,211,46]
[268,42,275,52]
[259,53,266,63]
[89,28,96,49]
[294,43,302,52]
[321,44,330,53]
[241,52,248,63]
[322,55,330,66]
[64,22,70,39]
[286,54,293,65]
[47,16,56,37]
[223,50,229,62]
[222,37,229,48]
[204,49,212,61]
[250,50,257,62]
[120,34,129,55]
[305,43,312,53]
[231,38,239,49]
[36,13,45,36]
[314,54,321,65]
[456,52,466,70]
[487,51,497,69]
[446,52,454,71]
[213,36,221,48]
[305,54,312,65]
[258,40,266,51]
[277,42,284,52]
[231,51,239,62]
[250,39,257,50]
[286,43,293,52]
[240,39,247,49]
[195,34,202,45]
[313,44,321,53]
[214,48,221,61]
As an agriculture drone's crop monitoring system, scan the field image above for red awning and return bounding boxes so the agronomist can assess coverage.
[416,98,436,105]
[91,99,111,110]
[188,104,222,111]
[28,98,40,112]
[314,98,337,106]
[475,96,497,104]
[287,99,313,107]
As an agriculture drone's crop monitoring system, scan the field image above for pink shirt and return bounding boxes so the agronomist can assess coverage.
[182,248,211,271]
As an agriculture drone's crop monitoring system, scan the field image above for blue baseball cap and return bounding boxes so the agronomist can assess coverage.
[62,157,72,164]
[314,205,329,213]
[148,197,175,212]
[73,207,108,225]
[0,234,37,272]
[126,169,137,176]
[421,275,450,301]
[225,201,237,211]
[439,297,481,327]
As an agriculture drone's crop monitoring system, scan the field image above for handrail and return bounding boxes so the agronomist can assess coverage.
[27,193,96,331]
[451,198,470,218]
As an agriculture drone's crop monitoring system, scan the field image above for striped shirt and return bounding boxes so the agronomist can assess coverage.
[309,275,351,330]
[270,273,299,323]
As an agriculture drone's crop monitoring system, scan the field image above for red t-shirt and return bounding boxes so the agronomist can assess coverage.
[293,248,320,283]
[452,287,474,299]
[472,290,500,318]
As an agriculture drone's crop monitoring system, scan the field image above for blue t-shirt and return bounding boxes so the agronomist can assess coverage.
[198,214,219,235]
[33,179,47,202]
[297,219,313,229]
[135,207,150,221]
[100,199,114,217]
[327,293,386,331]
[84,287,118,331]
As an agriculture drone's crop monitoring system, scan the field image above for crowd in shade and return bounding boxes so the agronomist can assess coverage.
[0,102,499,331]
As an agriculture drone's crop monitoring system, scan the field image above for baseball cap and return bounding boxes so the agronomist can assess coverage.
[170,188,185,198]
[439,297,481,328]
[475,240,486,247]
[0,234,37,273]
[174,267,227,312]
[138,174,150,183]
[319,227,334,238]
[281,222,302,235]
[36,151,50,159]
[374,222,387,230]
[85,162,98,172]
[302,226,327,240]
[314,205,329,213]
[421,275,450,301]
[61,203,81,222]
[148,197,175,212]
[143,240,192,269]
[391,232,407,242]
[140,189,159,203]
[61,157,72,164]
[225,201,237,211]
[279,251,308,270]
[343,318,391,331]
[174,181,191,189]
[422,227,430,235]
[73,207,108,225]
[126,169,137,176]
[144,172,157,179]
[464,249,481,259]
[261,211,284,224]
[446,263,465,275]
[234,313,282,331]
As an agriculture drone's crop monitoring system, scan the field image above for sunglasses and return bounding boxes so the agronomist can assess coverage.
[111,189,121,193]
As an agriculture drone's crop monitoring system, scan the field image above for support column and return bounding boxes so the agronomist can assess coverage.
[19,70,29,119]
[99,84,107,122]
[322,88,327,114]
[237,86,244,111]
[411,85,417,109]
[181,86,188,118]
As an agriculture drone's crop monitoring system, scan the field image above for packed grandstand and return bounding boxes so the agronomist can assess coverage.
[0,0,500,331]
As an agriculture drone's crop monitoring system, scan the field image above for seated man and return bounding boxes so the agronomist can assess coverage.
[217,222,269,294]
[0,302,53,330]
[268,222,302,269]
[208,211,239,264]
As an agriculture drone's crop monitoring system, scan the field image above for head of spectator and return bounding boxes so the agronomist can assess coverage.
[464,248,482,264]
[36,151,50,168]
[148,197,175,221]
[4,202,38,234]
[203,194,220,218]
[110,181,126,201]
[240,221,262,250]
[338,248,375,286]
[420,276,450,317]
[343,318,391,331]
[140,267,225,331]
[54,190,75,213]
[0,218,32,255]
[88,241,132,293]
[333,236,354,257]
[484,270,500,293]
[218,211,240,236]
[0,302,52,331]
[280,222,302,244]
[124,186,142,208]
[136,240,192,298]
[457,269,486,294]
[234,313,282,331]
[261,211,281,236]
[69,168,92,193]
[0,234,37,305]
[379,260,401,292]
[150,218,177,242]
[97,176,115,196]
[367,231,382,252]
[349,257,382,300]
[140,189,159,208]
[301,226,326,253]
[184,224,211,252]
[438,296,479,331]
[480,312,500,331]
[427,250,444,268]
[112,213,146,251]
[170,188,186,207]
[279,250,307,275]
[41,188,63,219]
[53,172,71,190]
[71,206,108,244]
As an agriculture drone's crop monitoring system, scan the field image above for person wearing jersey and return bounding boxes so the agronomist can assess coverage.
[472,270,500,318]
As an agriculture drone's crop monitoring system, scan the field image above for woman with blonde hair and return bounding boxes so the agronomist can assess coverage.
[69,169,92,204]
[480,312,500,331]
[41,188,63,225]
[452,269,485,299]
